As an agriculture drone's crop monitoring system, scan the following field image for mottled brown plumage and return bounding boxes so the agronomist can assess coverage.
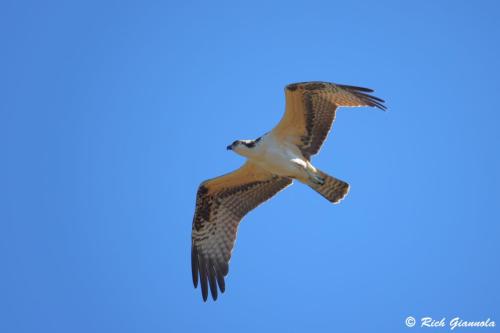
[274,82,386,159]
[191,162,292,301]
[191,81,386,301]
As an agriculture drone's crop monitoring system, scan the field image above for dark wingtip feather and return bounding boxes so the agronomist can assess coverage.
[364,97,387,111]
[337,83,374,93]
[368,99,388,111]
[220,262,229,276]
[191,246,199,288]
[216,262,226,293]
[356,91,385,103]
[199,259,209,302]
[208,263,218,301]
[193,252,229,301]
[339,84,387,111]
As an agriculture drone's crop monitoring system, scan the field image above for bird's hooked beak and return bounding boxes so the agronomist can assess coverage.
[226,144,233,151]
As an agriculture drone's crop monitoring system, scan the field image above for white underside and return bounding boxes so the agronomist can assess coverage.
[246,133,313,181]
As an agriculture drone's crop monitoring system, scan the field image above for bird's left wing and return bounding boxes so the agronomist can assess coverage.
[191,161,292,301]
[272,81,386,159]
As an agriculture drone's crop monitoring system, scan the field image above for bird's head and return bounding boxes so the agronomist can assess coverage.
[227,138,260,157]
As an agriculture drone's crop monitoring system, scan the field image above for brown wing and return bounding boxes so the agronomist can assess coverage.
[191,162,292,301]
[272,81,386,159]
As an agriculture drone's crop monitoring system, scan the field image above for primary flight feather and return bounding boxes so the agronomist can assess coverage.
[191,81,386,301]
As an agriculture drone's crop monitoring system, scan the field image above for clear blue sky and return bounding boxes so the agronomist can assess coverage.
[1,1,499,332]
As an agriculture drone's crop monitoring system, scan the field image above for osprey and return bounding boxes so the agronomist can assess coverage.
[191,81,386,301]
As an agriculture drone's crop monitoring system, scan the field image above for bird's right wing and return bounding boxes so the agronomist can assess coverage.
[191,161,292,301]
[271,82,386,159]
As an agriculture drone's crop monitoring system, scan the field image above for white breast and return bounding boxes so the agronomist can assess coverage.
[250,133,306,177]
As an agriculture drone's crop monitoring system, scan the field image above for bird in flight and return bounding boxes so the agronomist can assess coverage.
[191,81,386,301]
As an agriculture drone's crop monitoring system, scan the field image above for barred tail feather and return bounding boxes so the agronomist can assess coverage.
[308,170,349,204]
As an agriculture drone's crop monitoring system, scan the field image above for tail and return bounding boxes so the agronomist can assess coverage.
[306,169,350,204]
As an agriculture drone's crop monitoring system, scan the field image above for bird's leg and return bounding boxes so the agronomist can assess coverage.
[308,172,325,185]
[292,159,325,185]
[304,161,324,185]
